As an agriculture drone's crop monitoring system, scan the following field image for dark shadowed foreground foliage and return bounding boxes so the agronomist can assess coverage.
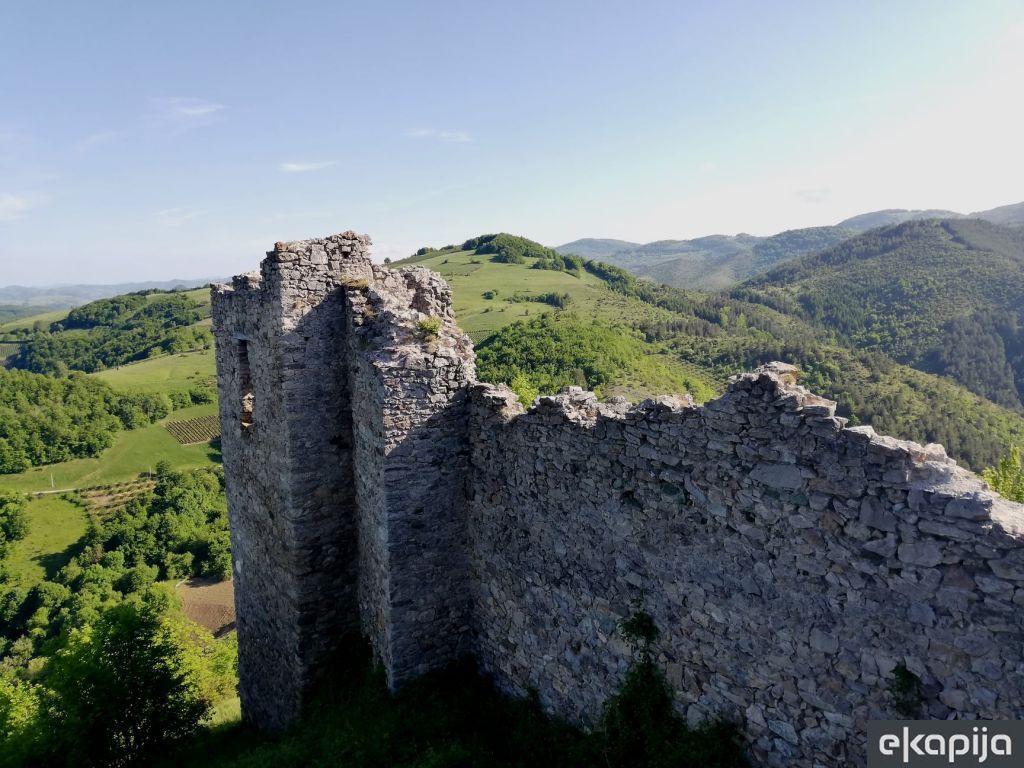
[168,636,747,768]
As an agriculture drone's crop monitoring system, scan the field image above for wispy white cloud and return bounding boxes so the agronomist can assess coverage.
[279,161,335,173]
[407,128,473,143]
[149,98,225,130]
[795,188,831,204]
[154,207,208,227]
[75,130,124,153]
[0,193,41,222]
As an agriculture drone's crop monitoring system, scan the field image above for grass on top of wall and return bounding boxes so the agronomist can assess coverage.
[166,638,747,768]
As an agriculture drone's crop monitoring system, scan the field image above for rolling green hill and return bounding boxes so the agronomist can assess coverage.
[395,240,719,402]
[739,219,1024,410]
[1,288,213,376]
[401,233,1024,470]
[92,348,216,394]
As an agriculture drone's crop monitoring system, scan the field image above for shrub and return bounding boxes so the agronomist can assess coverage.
[416,317,443,340]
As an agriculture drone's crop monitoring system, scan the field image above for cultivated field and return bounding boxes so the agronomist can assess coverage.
[78,478,158,519]
[165,414,221,444]
[0,341,22,362]
[176,577,236,636]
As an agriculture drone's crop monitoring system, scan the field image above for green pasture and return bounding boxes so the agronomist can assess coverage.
[0,307,69,333]
[0,403,221,494]
[92,348,216,393]
[394,248,678,344]
[2,494,89,587]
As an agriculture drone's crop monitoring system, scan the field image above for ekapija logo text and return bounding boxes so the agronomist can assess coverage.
[867,722,1019,767]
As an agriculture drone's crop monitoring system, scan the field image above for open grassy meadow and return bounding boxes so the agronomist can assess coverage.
[3,495,89,587]
[0,403,221,494]
[395,248,721,401]
[92,348,216,393]
[394,248,680,344]
[0,307,70,333]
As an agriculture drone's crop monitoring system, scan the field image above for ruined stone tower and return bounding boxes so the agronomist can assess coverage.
[214,232,1024,767]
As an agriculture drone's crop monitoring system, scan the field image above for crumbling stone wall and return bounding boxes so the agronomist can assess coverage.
[214,233,1024,767]
[212,233,373,729]
[467,376,1024,767]
[344,265,476,687]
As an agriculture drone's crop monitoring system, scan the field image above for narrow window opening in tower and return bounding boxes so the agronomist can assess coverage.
[238,340,254,428]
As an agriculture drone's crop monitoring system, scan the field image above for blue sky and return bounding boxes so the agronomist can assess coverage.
[2,0,1023,284]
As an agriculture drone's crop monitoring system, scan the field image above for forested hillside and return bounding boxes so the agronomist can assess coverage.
[554,200,1024,290]
[739,219,1024,410]
[2,290,212,376]
[0,370,184,473]
[555,226,854,290]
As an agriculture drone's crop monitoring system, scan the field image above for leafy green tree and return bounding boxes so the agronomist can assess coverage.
[0,675,44,768]
[983,447,1024,501]
[509,373,539,408]
[39,598,211,767]
[0,493,28,557]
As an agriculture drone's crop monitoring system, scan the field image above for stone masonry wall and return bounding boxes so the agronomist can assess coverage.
[467,374,1024,767]
[344,265,476,687]
[212,233,373,729]
[214,233,1024,766]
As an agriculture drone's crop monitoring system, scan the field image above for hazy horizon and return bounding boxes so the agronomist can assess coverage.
[2,197,1023,289]
[3,1,1023,284]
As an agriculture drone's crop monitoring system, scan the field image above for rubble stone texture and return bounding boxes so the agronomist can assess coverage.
[213,232,1024,767]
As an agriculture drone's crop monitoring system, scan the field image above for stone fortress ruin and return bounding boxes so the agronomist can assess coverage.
[212,231,1024,767]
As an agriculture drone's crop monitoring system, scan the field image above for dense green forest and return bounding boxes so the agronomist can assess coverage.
[0,369,181,473]
[0,466,234,767]
[740,219,1024,409]
[4,292,212,376]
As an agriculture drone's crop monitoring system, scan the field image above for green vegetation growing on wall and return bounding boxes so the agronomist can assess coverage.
[983,447,1024,501]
